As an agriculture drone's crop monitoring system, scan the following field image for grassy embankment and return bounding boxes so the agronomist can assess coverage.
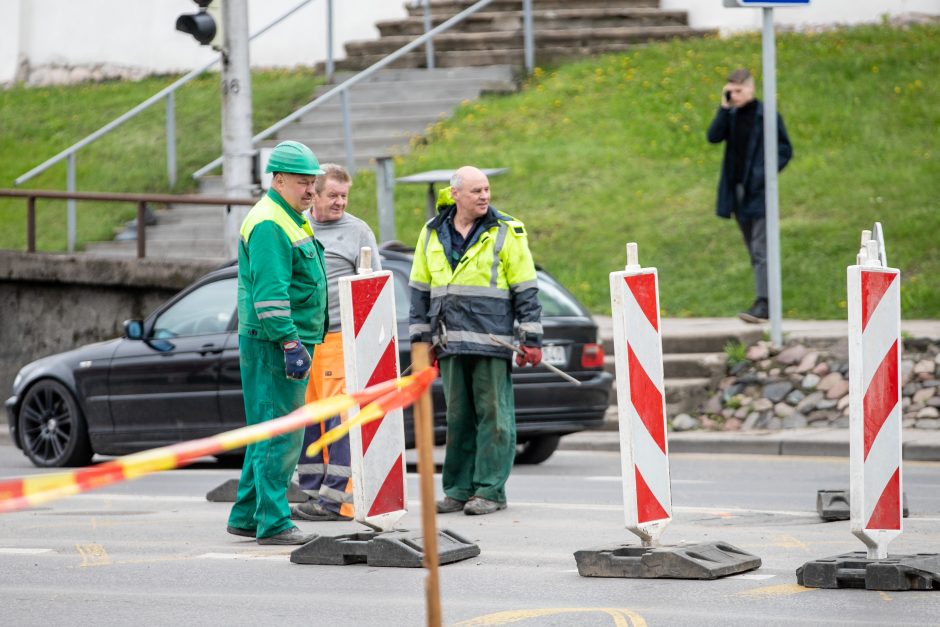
[2,24,937,318]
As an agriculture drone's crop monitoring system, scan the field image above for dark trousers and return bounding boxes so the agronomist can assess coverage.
[439,355,516,504]
[736,215,768,301]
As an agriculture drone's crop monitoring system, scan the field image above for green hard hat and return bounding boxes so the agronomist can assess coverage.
[265,141,324,176]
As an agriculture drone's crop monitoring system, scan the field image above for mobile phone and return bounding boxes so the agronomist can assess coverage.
[724,90,732,103]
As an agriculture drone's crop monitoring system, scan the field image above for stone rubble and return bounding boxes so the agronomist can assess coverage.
[670,337,940,432]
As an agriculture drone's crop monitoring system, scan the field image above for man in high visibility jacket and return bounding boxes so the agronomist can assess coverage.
[292,163,381,522]
[226,140,328,545]
[409,165,542,516]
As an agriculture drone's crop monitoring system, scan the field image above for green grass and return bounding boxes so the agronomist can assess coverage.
[350,23,939,319]
[0,68,321,251]
[2,24,937,318]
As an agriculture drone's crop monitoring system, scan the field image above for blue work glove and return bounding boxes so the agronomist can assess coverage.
[282,340,311,380]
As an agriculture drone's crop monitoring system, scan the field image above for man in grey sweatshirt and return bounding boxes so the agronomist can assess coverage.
[292,164,382,521]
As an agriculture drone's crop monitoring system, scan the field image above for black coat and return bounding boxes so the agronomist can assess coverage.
[707,100,793,219]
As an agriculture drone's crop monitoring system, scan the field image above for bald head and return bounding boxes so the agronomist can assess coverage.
[450,166,490,223]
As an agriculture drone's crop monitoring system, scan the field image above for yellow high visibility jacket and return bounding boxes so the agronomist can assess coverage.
[409,204,542,359]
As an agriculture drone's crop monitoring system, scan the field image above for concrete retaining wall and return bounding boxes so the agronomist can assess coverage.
[0,252,220,423]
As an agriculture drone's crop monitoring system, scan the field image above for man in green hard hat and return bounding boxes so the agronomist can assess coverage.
[226,140,329,545]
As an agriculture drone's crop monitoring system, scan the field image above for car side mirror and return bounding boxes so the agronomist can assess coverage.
[124,319,144,340]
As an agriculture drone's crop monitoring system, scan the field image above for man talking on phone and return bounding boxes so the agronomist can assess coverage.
[707,67,793,323]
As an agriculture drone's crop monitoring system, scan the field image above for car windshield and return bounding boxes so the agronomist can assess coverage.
[152,277,236,338]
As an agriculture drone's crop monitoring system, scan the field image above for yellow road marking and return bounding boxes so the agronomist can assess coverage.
[452,607,647,627]
[76,543,110,567]
[879,591,893,602]
[736,583,816,598]
[770,534,810,551]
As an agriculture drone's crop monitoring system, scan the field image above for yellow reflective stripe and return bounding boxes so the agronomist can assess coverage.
[239,195,311,246]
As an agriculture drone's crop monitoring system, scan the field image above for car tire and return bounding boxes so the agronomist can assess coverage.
[515,434,561,465]
[18,379,93,468]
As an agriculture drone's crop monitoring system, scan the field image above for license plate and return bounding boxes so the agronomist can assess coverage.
[542,344,567,367]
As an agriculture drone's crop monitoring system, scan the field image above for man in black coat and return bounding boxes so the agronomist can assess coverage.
[707,68,793,323]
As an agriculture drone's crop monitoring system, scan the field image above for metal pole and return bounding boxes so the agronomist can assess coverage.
[762,8,782,347]
[375,157,396,243]
[66,154,76,253]
[221,0,255,260]
[136,201,147,259]
[165,92,177,188]
[27,196,36,252]
[340,88,356,174]
[422,0,435,70]
[326,0,335,82]
[522,0,534,75]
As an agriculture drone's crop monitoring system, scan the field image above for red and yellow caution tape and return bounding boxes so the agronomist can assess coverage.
[0,367,437,514]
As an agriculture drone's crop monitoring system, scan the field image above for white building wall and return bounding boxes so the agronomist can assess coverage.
[0,0,411,84]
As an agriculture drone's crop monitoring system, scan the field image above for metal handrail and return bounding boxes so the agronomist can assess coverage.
[192,0,534,179]
[13,0,317,189]
[0,188,255,260]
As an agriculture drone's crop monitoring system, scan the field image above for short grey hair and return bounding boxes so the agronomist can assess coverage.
[450,170,464,191]
[314,163,351,193]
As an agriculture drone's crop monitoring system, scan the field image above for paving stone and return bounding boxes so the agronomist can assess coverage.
[801,373,821,390]
[796,391,824,413]
[783,412,808,429]
[774,402,795,418]
[817,372,843,392]
[671,413,700,431]
[914,359,935,374]
[917,406,940,420]
[825,378,849,400]
[794,352,819,373]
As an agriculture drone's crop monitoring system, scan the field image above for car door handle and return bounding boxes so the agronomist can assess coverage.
[199,344,223,356]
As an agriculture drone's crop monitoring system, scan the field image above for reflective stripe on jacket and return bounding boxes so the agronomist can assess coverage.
[237,190,328,345]
[409,205,542,359]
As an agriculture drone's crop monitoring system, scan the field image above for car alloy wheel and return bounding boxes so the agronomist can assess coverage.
[18,380,93,468]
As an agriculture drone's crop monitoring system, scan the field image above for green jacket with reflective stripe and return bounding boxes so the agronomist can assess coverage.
[409,204,542,359]
[237,190,328,345]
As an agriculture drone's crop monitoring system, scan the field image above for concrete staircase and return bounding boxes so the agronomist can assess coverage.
[330,0,713,71]
[596,318,764,429]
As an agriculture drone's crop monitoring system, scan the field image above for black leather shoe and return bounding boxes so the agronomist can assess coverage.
[291,501,352,521]
[226,525,255,538]
[738,298,769,324]
[256,526,317,545]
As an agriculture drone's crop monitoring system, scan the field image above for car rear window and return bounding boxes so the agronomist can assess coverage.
[536,272,584,317]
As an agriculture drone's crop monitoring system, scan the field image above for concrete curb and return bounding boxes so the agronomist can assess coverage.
[559,427,940,462]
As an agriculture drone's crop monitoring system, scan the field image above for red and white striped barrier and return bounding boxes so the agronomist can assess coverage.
[849,226,902,559]
[609,243,672,546]
[339,248,407,532]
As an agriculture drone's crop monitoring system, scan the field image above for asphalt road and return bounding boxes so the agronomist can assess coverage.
[1,444,939,626]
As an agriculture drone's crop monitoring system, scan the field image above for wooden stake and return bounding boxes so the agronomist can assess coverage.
[411,342,441,627]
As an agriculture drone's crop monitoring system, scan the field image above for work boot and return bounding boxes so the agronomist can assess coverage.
[290,501,352,522]
[463,497,507,516]
[256,526,317,545]
[435,496,466,514]
[738,298,769,324]
[226,525,255,538]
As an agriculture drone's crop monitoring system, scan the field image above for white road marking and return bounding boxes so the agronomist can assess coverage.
[584,476,708,484]
[0,548,53,555]
[197,552,288,561]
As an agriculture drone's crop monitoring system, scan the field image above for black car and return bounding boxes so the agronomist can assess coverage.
[5,247,612,468]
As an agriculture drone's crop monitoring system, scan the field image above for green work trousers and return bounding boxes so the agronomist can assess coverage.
[228,336,310,539]
[439,355,515,504]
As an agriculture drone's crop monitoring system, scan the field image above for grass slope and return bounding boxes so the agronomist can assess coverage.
[353,23,938,319]
[2,24,936,318]
[0,68,320,251]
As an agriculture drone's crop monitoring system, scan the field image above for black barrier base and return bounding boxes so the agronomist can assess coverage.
[205,479,309,503]
[289,528,480,568]
[797,552,940,590]
[574,541,761,579]
[816,489,909,521]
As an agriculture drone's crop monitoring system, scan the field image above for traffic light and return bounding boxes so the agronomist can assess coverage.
[176,0,223,49]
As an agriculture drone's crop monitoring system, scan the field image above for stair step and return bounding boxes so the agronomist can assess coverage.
[286,116,438,141]
[297,97,468,123]
[602,352,728,380]
[314,78,515,101]
[381,8,687,36]
[406,0,660,17]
